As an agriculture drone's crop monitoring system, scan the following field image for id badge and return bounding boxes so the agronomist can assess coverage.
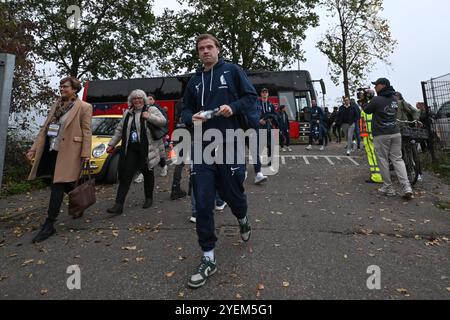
[47,123,60,137]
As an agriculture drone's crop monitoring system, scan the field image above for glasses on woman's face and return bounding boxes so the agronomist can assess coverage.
[59,85,71,89]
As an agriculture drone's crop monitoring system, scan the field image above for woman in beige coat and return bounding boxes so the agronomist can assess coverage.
[26,76,92,243]
[106,89,166,214]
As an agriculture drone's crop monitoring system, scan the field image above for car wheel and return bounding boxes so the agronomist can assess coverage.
[105,154,119,184]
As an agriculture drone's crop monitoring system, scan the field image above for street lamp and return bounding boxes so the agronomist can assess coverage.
[296,44,300,71]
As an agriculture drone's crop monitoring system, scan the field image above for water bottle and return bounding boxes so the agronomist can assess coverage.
[200,108,220,120]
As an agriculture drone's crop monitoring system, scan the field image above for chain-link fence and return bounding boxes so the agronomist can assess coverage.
[421,73,450,162]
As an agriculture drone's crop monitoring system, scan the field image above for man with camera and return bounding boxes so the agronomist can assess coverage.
[362,78,413,199]
[357,88,383,184]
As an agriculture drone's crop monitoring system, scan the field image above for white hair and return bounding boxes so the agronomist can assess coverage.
[127,89,149,107]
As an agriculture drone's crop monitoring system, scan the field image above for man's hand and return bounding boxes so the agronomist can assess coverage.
[106,146,115,154]
[218,105,233,118]
[81,157,90,163]
[192,112,207,124]
[26,150,35,162]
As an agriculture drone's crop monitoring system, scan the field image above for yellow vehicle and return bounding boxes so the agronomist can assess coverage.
[89,115,123,183]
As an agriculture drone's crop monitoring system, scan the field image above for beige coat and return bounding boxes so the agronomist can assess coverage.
[28,98,93,183]
[108,106,166,169]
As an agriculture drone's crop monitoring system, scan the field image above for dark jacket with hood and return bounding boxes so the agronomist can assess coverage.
[181,58,258,143]
[337,103,359,126]
[363,86,400,137]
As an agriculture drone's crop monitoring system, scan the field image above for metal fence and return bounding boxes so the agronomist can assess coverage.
[421,73,450,161]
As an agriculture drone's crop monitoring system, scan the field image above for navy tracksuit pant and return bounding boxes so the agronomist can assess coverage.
[191,162,247,252]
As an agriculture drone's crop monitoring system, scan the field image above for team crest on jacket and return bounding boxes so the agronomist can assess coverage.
[220,75,227,86]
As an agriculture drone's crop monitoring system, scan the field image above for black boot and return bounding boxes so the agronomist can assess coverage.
[32,219,56,243]
[143,198,153,209]
[170,188,187,200]
[107,203,123,215]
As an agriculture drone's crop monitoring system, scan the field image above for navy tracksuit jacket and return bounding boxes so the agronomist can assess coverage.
[182,58,258,251]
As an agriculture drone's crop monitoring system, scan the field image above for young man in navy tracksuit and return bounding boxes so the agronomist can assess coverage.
[181,34,257,289]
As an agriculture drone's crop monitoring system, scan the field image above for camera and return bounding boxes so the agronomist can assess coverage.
[357,88,375,104]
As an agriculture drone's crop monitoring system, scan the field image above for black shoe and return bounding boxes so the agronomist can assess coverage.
[170,188,187,200]
[143,198,153,209]
[107,204,123,215]
[32,219,56,243]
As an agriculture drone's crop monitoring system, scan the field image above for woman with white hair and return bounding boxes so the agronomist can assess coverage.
[106,89,166,214]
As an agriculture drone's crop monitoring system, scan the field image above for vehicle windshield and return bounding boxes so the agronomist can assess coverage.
[92,118,121,136]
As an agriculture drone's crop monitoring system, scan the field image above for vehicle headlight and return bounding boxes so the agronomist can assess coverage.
[92,143,107,158]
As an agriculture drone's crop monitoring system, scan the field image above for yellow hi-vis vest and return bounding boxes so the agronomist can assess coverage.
[360,111,373,138]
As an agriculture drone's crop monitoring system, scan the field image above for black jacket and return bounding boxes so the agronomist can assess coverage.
[336,104,359,126]
[363,86,400,137]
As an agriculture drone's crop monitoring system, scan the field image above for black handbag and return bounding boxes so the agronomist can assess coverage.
[68,163,96,218]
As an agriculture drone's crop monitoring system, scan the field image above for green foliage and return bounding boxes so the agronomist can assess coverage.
[317,0,397,97]
[0,2,57,129]
[23,0,155,79]
[153,0,319,74]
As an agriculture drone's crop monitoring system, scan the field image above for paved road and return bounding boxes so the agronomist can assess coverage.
[0,143,449,300]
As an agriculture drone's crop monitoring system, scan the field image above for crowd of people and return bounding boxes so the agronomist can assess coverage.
[25,33,423,290]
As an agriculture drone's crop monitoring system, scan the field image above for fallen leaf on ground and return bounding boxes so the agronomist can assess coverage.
[21,259,34,267]
[397,288,408,295]
[40,289,48,295]
[37,260,45,265]
[136,257,145,262]
[283,281,289,287]
[121,246,137,251]
[257,283,265,290]
[236,293,242,299]
[165,271,175,278]
[178,292,184,298]
[112,230,119,237]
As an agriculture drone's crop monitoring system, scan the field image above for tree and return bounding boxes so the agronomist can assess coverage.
[153,0,319,74]
[0,2,56,131]
[23,0,155,79]
[317,0,397,97]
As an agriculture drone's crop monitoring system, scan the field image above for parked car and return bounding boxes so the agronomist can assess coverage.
[433,101,450,150]
[89,115,122,183]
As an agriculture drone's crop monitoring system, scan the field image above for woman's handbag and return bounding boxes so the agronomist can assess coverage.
[68,162,96,218]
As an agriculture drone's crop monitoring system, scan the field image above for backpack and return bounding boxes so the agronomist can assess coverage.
[222,65,260,130]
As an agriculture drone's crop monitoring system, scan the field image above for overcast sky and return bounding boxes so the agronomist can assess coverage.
[154,0,450,107]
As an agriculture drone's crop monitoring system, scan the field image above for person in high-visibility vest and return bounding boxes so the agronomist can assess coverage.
[360,109,383,184]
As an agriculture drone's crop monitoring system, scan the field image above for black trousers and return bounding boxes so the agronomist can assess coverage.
[116,143,154,205]
[44,150,75,221]
[47,182,75,221]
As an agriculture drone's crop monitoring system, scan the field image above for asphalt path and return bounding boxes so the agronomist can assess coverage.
[0,143,449,300]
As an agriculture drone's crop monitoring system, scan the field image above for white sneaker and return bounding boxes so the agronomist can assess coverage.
[287,147,292,152]
[215,202,227,211]
[346,151,351,156]
[319,146,324,151]
[254,172,268,185]
[160,165,168,177]
[189,216,196,223]
[134,173,144,183]
[281,147,287,152]
[417,174,423,182]
[306,145,312,151]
